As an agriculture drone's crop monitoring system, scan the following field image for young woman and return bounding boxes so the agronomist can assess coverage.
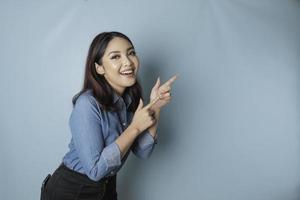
[40,31,177,200]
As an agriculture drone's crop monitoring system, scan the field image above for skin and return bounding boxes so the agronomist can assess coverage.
[95,37,178,158]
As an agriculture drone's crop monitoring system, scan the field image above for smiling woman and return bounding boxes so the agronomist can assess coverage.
[94,37,140,97]
[40,31,177,200]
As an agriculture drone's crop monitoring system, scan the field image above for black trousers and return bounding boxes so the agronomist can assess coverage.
[40,163,117,200]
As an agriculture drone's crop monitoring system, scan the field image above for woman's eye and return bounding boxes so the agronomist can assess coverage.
[111,55,120,60]
[129,51,136,56]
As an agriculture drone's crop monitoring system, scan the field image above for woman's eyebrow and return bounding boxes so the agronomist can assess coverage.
[108,47,134,55]
[127,47,134,51]
[108,51,120,55]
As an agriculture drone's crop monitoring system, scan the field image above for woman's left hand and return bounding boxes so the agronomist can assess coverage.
[149,75,178,112]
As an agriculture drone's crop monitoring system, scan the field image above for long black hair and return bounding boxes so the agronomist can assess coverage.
[72,31,143,112]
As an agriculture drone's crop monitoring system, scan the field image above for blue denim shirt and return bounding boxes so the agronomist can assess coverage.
[62,89,157,181]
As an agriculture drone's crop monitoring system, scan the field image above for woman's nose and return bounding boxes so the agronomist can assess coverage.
[123,56,133,66]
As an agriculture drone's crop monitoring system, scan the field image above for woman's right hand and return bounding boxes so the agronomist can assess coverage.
[129,98,160,134]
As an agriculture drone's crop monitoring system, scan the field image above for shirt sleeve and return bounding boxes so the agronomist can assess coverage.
[131,129,158,159]
[69,94,121,181]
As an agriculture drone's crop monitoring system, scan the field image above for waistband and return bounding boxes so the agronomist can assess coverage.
[56,163,115,186]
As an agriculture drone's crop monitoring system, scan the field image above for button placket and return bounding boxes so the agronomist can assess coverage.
[120,100,128,128]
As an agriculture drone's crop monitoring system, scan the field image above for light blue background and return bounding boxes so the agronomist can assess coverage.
[1,0,300,199]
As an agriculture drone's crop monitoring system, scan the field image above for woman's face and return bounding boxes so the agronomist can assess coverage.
[95,37,139,96]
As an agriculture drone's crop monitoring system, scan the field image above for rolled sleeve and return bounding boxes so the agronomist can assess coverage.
[131,130,157,159]
[102,142,122,169]
[69,95,121,181]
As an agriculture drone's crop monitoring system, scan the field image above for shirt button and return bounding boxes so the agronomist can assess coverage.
[110,171,114,175]
[122,122,126,126]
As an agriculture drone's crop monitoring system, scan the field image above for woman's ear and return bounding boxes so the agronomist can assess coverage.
[95,62,105,75]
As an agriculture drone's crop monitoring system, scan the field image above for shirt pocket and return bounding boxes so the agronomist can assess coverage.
[107,115,123,136]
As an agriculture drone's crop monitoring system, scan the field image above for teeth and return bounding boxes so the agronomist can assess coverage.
[120,70,133,75]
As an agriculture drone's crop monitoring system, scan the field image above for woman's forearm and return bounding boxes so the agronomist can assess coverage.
[115,126,140,158]
[148,109,160,139]
[115,108,160,159]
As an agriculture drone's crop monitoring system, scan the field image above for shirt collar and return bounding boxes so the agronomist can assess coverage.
[112,90,132,109]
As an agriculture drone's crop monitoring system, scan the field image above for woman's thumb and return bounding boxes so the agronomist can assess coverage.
[137,98,143,111]
[154,77,160,89]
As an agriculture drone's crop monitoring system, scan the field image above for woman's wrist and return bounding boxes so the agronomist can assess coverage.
[127,125,140,137]
[151,105,161,114]
[154,108,161,117]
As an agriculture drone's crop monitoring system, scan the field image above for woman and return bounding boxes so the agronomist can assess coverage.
[40,31,177,200]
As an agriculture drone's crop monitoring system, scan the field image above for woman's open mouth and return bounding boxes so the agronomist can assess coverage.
[120,69,135,77]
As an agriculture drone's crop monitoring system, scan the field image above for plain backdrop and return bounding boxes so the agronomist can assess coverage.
[1,0,300,199]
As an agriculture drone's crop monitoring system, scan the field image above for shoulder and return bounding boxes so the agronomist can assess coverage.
[69,90,104,124]
[73,90,102,112]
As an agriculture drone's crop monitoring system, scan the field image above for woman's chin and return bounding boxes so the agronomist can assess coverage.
[121,76,136,85]
[125,79,136,87]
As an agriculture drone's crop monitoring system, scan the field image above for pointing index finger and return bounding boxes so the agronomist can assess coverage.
[144,96,160,110]
[164,74,179,87]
